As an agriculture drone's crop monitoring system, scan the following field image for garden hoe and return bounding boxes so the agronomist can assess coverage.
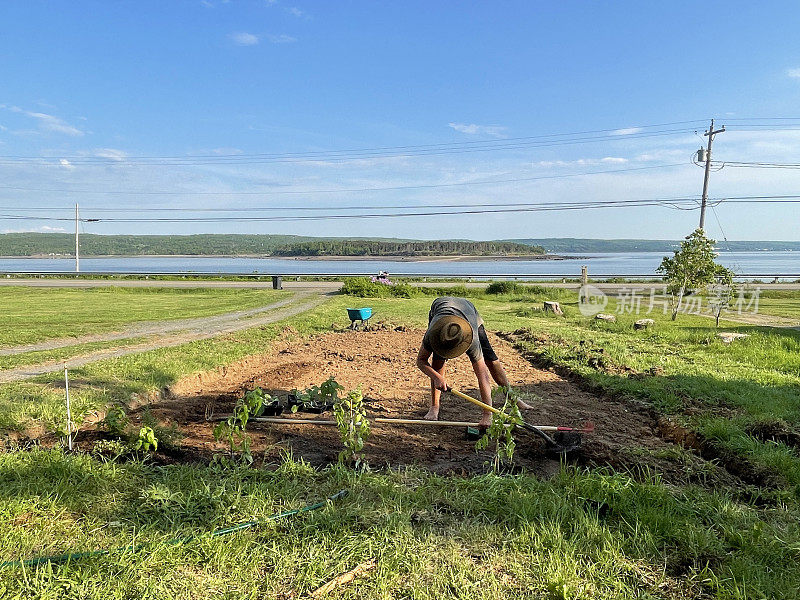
[446,386,592,454]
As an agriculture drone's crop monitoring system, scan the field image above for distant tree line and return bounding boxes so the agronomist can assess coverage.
[0,233,545,257]
[272,240,545,256]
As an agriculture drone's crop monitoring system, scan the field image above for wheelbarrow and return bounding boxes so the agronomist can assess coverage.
[346,307,373,330]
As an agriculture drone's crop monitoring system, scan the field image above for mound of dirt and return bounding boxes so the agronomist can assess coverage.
[140,328,731,481]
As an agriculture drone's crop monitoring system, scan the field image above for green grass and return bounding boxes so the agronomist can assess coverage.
[1,449,798,599]
[2,283,800,598]
[0,286,287,347]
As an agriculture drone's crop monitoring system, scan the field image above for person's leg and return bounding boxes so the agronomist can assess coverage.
[424,357,446,420]
[479,325,532,411]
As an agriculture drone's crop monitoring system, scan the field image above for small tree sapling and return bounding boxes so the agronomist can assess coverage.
[476,386,523,472]
[334,387,370,466]
[213,387,268,463]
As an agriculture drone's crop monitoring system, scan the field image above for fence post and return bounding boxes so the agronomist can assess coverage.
[580,265,588,302]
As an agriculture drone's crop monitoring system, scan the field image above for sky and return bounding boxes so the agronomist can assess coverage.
[1,0,800,241]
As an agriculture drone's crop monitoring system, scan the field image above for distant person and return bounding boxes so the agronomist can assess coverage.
[416,296,531,428]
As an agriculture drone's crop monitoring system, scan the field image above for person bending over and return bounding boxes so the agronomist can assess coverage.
[415,296,531,428]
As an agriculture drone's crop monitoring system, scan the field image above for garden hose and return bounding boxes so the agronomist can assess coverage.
[0,489,348,569]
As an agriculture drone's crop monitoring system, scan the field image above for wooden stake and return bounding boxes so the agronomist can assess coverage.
[310,559,376,597]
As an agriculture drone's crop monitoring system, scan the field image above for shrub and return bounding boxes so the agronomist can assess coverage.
[486,281,526,295]
[340,277,420,298]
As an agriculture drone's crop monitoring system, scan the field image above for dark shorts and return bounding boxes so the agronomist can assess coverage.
[432,324,498,363]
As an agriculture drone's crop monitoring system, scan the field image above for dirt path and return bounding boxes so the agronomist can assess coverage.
[0,294,301,356]
[0,292,329,384]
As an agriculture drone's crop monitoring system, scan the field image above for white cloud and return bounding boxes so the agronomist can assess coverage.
[2,225,68,233]
[59,159,75,170]
[267,34,297,44]
[612,127,642,136]
[787,68,800,79]
[230,32,259,46]
[448,122,508,138]
[94,148,127,161]
[286,7,305,17]
[535,157,628,168]
[3,105,84,136]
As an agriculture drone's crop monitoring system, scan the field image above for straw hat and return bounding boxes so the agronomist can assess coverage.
[427,315,473,359]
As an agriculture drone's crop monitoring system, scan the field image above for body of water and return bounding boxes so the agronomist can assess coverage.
[0,251,797,278]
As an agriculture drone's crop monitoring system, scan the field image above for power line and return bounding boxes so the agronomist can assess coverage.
[0,129,701,166]
[0,162,689,196]
[1,195,798,223]
[0,120,709,163]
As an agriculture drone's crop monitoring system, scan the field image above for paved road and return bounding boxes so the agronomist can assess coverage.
[1,278,798,292]
[0,292,330,383]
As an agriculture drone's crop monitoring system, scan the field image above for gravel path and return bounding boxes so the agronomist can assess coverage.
[0,294,301,357]
[0,292,329,383]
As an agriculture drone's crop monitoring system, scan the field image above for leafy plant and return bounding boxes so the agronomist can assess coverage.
[707,269,738,327]
[103,404,130,437]
[487,281,525,295]
[290,376,344,413]
[476,387,523,472]
[657,229,733,321]
[213,388,268,463]
[334,387,370,466]
[134,426,158,452]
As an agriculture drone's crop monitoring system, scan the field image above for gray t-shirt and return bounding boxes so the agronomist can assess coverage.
[423,297,484,361]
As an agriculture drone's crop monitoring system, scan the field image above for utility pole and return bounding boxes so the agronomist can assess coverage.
[699,119,725,230]
[75,203,79,273]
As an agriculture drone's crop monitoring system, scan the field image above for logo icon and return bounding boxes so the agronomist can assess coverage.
[578,285,608,316]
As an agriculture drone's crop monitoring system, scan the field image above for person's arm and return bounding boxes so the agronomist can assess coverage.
[416,344,447,390]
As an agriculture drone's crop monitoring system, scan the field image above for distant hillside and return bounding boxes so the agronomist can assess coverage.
[0,233,312,256]
[0,233,543,257]
[273,240,543,256]
[506,238,800,253]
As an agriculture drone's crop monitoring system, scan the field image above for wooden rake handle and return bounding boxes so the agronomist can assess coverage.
[446,386,561,447]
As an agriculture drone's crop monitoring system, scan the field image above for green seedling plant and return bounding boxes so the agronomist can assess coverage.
[334,387,370,466]
[134,426,158,452]
[290,375,344,413]
[213,388,267,463]
[476,386,523,472]
[103,404,130,437]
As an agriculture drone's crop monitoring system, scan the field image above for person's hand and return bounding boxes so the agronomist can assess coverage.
[431,373,448,392]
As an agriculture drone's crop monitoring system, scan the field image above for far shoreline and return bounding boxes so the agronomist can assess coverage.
[9,253,582,262]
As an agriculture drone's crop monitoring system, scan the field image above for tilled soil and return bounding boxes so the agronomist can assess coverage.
[141,327,734,482]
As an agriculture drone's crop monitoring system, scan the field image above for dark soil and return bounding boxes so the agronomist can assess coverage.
[121,327,740,483]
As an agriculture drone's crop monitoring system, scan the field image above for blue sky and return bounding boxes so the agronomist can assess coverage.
[1,0,800,240]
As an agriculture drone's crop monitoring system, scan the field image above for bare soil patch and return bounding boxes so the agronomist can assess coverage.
[131,327,733,482]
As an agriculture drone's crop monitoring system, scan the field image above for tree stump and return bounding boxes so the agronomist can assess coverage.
[543,301,563,315]
[595,313,616,323]
[634,318,654,330]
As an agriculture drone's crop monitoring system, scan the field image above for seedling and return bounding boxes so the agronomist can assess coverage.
[476,386,522,472]
[213,387,268,463]
[334,387,370,466]
[134,426,158,452]
[103,405,130,437]
[290,376,344,413]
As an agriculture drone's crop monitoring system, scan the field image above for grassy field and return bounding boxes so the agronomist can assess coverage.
[1,283,799,598]
[0,286,287,347]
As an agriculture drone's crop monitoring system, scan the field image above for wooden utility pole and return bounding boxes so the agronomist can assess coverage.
[75,203,80,272]
[699,119,725,230]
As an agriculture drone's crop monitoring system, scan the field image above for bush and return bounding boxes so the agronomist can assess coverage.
[486,281,526,295]
[340,277,420,298]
